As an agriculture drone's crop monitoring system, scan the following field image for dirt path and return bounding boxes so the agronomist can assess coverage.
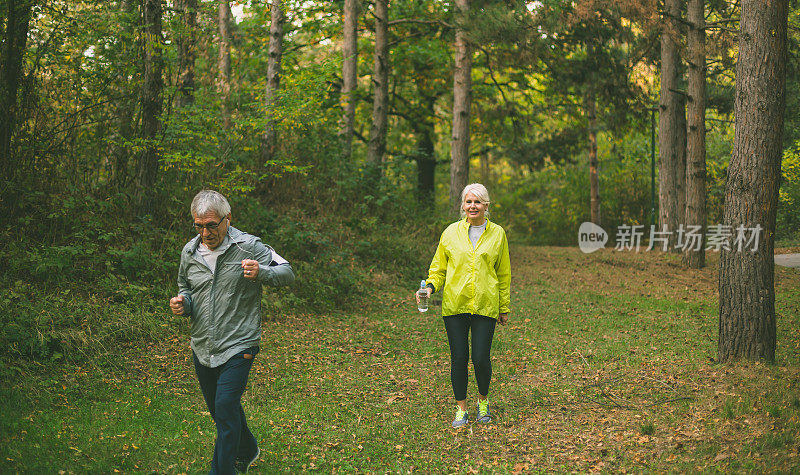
[775,253,800,268]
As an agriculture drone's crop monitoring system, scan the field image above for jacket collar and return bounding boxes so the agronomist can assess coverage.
[460,217,492,230]
[186,226,248,255]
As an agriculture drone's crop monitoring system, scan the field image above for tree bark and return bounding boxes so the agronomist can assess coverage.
[261,0,284,163]
[413,95,436,203]
[0,0,34,182]
[658,0,683,244]
[449,0,472,215]
[585,89,600,225]
[684,0,706,268]
[176,0,197,107]
[416,125,436,202]
[136,0,164,215]
[366,0,389,181]
[217,0,232,128]
[676,93,687,229]
[113,0,139,190]
[480,150,489,185]
[339,0,359,159]
[718,0,787,363]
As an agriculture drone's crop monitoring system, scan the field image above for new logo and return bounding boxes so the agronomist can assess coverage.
[578,222,608,254]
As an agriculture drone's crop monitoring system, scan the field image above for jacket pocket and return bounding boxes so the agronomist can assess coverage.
[239,346,260,360]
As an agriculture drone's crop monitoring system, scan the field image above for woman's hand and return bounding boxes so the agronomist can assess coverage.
[415,287,432,304]
[498,313,509,325]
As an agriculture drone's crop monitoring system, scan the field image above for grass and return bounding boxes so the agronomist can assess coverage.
[1,245,799,472]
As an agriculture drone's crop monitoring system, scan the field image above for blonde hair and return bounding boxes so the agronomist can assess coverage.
[459,183,491,218]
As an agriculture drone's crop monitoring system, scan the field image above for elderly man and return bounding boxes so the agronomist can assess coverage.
[169,190,295,474]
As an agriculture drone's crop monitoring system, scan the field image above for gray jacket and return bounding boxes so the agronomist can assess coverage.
[177,226,295,367]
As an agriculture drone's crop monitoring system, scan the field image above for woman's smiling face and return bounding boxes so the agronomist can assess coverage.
[462,192,487,223]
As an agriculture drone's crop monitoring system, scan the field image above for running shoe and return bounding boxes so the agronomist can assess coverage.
[452,407,469,428]
[234,446,260,473]
[477,399,492,423]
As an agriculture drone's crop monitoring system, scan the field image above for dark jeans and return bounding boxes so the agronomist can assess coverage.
[193,346,260,475]
[443,314,497,401]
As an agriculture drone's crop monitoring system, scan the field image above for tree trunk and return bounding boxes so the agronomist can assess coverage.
[718,0,787,363]
[684,0,706,268]
[113,0,139,190]
[676,93,687,229]
[658,0,683,243]
[114,98,135,189]
[366,0,389,181]
[0,0,34,182]
[136,0,163,215]
[585,89,600,225]
[413,96,436,203]
[449,0,472,215]
[339,0,359,159]
[480,150,489,185]
[176,0,197,107]
[217,0,232,128]
[415,125,436,203]
[261,0,283,163]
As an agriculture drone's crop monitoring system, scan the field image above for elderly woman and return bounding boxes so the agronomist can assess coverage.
[417,183,511,427]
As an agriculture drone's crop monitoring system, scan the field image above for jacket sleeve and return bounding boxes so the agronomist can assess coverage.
[177,252,194,317]
[495,229,511,314]
[426,231,448,293]
[253,239,296,287]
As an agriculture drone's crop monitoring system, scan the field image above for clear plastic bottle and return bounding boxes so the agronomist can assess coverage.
[417,280,429,313]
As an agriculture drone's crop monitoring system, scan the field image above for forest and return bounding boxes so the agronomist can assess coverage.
[1,0,800,472]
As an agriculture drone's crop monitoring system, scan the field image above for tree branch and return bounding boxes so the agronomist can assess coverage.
[352,127,368,144]
[388,18,453,29]
[470,145,498,158]
[703,18,739,30]
[704,25,738,33]
[476,46,510,104]
[284,35,335,54]
[387,30,424,48]
[668,87,689,98]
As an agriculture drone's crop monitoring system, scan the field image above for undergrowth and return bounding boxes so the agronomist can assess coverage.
[0,186,436,363]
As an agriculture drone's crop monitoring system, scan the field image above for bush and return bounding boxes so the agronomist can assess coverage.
[0,279,176,361]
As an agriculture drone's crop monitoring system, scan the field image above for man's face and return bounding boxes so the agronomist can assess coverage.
[193,211,229,250]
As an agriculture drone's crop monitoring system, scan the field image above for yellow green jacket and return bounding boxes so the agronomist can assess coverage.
[426,218,511,318]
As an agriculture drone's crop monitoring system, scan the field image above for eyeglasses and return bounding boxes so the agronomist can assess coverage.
[193,216,226,232]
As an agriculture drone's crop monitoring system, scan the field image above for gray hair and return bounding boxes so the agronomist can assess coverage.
[191,190,231,218]
[459,183,491,218]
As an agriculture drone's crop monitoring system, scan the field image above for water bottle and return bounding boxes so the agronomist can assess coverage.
[417,280,429,313]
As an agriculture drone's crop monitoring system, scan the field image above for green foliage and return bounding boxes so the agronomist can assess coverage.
[0,189,184,361]
[705,118,735,226]
[231,185,432,313]
[494,129,651,245]
[0,278,176,361]
[778,144,800,241]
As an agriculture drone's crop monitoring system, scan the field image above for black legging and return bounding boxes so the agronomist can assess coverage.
[443,313,497,401]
